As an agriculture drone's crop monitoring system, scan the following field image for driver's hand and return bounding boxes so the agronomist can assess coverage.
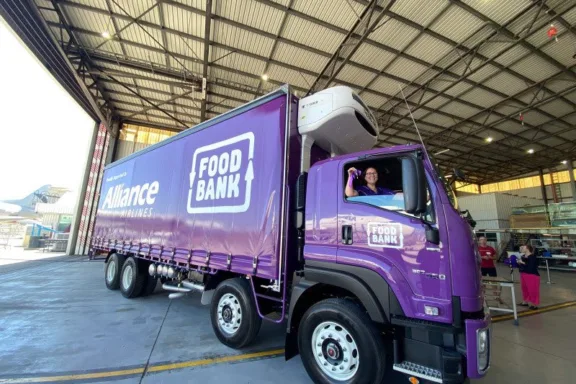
[347,167,357,177]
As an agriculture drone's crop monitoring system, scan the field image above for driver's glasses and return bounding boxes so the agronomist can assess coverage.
[365,172,377,176]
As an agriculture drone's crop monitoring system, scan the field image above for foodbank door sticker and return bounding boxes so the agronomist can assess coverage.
[367,222,403,249]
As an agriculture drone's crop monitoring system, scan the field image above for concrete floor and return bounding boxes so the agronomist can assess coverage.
[0,253,575,384]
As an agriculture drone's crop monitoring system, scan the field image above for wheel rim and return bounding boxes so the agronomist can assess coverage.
[106,259,116,283]
[217,293,242,335]
[311,321,359,381]
[122,264,133,290]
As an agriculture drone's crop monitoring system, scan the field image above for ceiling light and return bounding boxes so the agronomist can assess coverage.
[261,74,269,81]
[561,160,568,165]
[527,148,534,154]
[485,137,493,143]
[102,31,111,39]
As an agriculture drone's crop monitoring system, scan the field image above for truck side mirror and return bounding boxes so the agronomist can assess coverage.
[402,156,427,214]
[453,168,466,181]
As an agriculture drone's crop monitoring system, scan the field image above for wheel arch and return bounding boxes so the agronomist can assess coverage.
[285,261,403,360]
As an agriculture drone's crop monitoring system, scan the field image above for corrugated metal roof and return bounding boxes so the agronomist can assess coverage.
[212,20,274,57]
[466,64,501,83]
[509,55,561,83]
[368,18,419,52]
[492,45,531,67]
[293,0,365,31]
[459,87,505,109]
[272,42,329,73]
[369,76,404,97]
[210,46,266,76]
[440,101,482,119]
[216,0,285,35]
[166,33,204,60]
[351,44,396,70]
[20,0,576,184]
[282,14,344,54]
[430,4,485,44]
[438,82,475,99]
[70,0,107,11]
[163,2,205,37]
[114,20,164,50]
[266,63,314,90]
[336,65,377,88]
[390,0,449,26]
[210,66,261,88]
[526,23,567,48]
[538,99,575,116]
[540,36,575,67]
[171,0,207,12]
[405,34,455,64]
[462,0,532,25]
[422,113,456,127]
[359,92,389,109]
[210,84,251,102]
[483,72,529,96]
[385,57,429,81]
[564,6,576,24]
[109,0,160,25]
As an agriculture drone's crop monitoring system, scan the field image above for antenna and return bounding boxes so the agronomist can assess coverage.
[398,85,431,160]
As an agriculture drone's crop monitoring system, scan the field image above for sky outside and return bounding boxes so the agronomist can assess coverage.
[0,19,94,200]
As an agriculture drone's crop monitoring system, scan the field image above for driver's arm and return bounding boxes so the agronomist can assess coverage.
[345,168,359,197]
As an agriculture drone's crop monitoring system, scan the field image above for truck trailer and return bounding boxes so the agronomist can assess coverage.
[91,85,490,384]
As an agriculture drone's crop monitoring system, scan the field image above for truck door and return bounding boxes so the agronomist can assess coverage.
[337,153,453,322]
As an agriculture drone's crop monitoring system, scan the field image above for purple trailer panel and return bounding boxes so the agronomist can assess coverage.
[93,94,289,280]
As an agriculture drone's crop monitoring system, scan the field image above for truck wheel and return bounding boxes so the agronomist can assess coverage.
[298,299,386,384]
[119,257,146,299]
[210,278,262,349]
[105,253,125,290]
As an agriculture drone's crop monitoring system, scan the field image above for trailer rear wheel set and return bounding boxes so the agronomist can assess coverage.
[103,253,264,348]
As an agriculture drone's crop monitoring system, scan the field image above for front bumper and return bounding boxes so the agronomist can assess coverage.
[465,313,491,379]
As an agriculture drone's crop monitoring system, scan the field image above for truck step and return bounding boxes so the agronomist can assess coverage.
[393,361,443,383]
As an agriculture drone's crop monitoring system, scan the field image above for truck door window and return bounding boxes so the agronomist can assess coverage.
[344,157,434,222]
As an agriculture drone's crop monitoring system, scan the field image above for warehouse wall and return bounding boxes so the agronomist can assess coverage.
[459,193,543,230]
[497,183,573,202]
[115,140,149,161]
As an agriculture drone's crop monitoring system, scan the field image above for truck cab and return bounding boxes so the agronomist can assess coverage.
[286,87,490,384]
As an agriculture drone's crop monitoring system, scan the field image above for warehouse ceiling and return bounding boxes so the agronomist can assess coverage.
[2,0,576,184]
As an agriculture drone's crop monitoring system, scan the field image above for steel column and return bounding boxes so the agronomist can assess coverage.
[67,121,99,255]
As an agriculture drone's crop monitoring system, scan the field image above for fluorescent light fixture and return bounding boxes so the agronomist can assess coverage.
[485,137,493,143]
[527,148,534,154]
[434,148,450,155]
[102,31,111,39]
[261,74,269,81]
[561,160,568,165]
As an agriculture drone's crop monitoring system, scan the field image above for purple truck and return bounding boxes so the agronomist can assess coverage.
[91,85,490,384]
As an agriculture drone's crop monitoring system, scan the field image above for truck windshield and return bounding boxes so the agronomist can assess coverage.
[428,154,458,209]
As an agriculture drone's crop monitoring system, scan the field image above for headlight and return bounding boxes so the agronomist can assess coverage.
[161,265,168,276]
[478,329,488,354]
[477,328,490,372]
[148,264,156,276]
[167,267,175,278]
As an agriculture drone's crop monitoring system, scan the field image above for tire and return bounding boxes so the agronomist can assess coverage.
[298,298,386,384]
[105,253,126,290]
[141,274,158,296]
[210,278,262,349]
[119,257,146,299]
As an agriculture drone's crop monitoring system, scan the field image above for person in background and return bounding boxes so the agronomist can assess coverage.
[345,167,394,197]
[478,236,497,277]
[518,244,540,310]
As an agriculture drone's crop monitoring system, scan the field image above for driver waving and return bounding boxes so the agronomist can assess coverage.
[345,167,394,197]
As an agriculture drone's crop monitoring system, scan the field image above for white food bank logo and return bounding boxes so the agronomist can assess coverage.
[367,222,403,249]
[187,132,255,214]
